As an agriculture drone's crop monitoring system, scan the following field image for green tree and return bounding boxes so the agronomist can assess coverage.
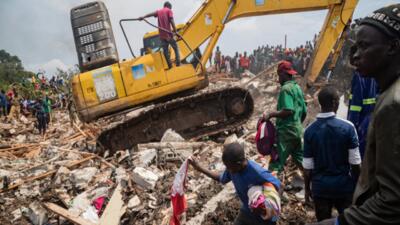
[0,49,34,91]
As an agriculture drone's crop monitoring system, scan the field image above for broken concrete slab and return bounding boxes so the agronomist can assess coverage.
[127,195,141,210]
[71,167,98,189]
[11,208,22,222]
[115,167,129,183]
[137,148,157,167]
[21,202,48,225]
[81,205,99,224]
[161,129,185,142]
[69,192,91,217]
[132,167,159,190]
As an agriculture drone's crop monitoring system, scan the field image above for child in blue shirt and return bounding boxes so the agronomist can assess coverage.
[189,142,280,225]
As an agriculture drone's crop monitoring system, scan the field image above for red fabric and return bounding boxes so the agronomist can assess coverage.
[170,194,187,225]
[157,7,174,40]
[239,56,250,69]
[92,196,106,214]
[170,160,189,225]
[6,90,14,99]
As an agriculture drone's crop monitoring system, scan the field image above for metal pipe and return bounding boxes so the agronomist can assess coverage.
[119,18,139,58]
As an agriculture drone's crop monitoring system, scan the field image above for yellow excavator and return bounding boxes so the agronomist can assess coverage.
[70,0,358,152]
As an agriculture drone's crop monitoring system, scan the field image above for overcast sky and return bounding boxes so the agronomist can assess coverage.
[0,0,397,76]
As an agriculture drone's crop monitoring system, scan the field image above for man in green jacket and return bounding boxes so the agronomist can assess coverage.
[264,60,307,173]
[310,4,400,225]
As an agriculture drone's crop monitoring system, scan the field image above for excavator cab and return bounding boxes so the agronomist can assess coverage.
[140,24,185,56]
[140,24,202,68]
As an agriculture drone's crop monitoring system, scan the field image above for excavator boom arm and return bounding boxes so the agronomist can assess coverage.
[176,0,358,82]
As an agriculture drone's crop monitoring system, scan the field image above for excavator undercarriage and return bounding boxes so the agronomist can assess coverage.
[97,87,254,154]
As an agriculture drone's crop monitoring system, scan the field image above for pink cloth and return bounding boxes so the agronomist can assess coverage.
[250,194,266,209]
[157,7,173,40]
[92,197,106,214]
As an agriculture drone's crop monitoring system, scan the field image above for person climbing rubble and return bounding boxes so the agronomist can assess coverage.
[303,86,361,222]
[189,142,281,225]
[309,4,400,225]
[263,60,307,173]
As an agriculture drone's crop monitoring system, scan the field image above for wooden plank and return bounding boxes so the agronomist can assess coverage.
[43,202,96,225]
[0,155,96,193]
[54,147,116,169]
[0,144,38,153]
[137,142,206,151]
[74,123,88,138]
[99,183,125,225]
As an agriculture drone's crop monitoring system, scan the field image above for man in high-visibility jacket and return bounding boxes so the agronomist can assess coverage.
[347,71,378,158]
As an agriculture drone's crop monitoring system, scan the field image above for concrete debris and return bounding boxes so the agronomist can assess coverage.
[115,166,129,183]
[20,115,29,124]
[128,195,141,210]
[246,81,262,100]
[137,148,157,167]
[161,129,185,142]
[69,192,91,216]
[71,167,98,189]
[81,205,100,224]
[9,128,16,135]
[16,134,27,143]
[0,65,325,225]
[21,202,48,225]
[132,167,159,190]
[54,166,71,185]
[11,208,22,222]
[223,134,238,145]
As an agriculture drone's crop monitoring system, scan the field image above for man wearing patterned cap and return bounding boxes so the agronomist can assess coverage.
[309,4,400,225]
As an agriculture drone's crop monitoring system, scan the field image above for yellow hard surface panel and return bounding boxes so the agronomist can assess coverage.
[111,64,127,99]
[119,52,168,95]
[79,64,127,108]
[79,70,98,107]
[166,64,197,83]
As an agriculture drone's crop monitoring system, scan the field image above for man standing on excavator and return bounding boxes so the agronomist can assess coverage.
[309,4,400,225]
[139,1,180,69]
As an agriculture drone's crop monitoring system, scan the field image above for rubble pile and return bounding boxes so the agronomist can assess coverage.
[0,65,321,225]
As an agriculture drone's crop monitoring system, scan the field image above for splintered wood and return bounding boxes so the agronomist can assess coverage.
[43,202,97,225]
[0,155,96,193]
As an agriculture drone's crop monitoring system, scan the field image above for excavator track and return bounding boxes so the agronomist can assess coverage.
[97,87,254,153]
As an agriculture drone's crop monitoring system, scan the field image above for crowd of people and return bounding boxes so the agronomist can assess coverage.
[0,73,69,138]
[212,35,317,77]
